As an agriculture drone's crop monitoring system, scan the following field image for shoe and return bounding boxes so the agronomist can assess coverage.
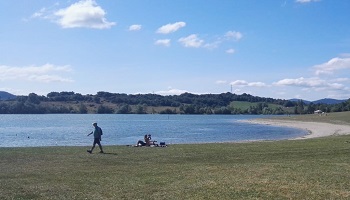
[99,151,104,153]
[87,150,92,154]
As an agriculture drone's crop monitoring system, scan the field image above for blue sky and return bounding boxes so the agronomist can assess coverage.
[1,0,349,101]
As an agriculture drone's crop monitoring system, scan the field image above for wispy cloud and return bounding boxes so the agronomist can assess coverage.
[216,80,228,84]
[0,64,73,83]
[295,0,320,3]
[156,22,186,34]
[225,31,243,41]
[230,80,267,87]
[178,34,204,48]
[155,39,171,47]
[274,77,348,91]
[226,48,235,54]
[176,30,243,50]
[129,24,142,31]
[32,0,115,29]
[274,77,325,87]
[313,57,350,75]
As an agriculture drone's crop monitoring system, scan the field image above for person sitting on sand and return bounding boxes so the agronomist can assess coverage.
[136,134,149,147]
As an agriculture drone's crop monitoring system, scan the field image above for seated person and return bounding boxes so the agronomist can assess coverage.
[146,134,158,146]
[135,134,157,147]
[136,134,148,146]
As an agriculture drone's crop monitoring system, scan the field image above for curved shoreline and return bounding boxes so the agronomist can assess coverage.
[245,119,350,140]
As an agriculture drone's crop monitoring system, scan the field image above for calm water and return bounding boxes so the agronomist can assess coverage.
[0,114,307,147]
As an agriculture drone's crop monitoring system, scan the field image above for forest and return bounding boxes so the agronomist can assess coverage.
[0,91,349,115]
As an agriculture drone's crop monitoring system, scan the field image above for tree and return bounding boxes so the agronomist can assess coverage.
[78,103,88,114]
[135,105,146,114]
[97,105,113,114]
[296,100,305,114]
[27,93,41,104]
[116,104,131,114]
[306,103,316,114]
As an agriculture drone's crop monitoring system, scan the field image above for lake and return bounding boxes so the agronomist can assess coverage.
[0,114,307,147]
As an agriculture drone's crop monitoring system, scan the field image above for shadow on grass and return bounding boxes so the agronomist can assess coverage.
[101,152,118,156]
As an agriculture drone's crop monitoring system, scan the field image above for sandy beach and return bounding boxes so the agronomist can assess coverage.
[246,119,350,140]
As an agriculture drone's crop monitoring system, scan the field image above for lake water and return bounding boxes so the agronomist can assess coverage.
[0,114,307,147]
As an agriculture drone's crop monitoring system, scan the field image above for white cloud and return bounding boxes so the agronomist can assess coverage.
[31,8,47,18]
[249,82,267,87]
[129,24,142,31]
[226,48,235,54]
[231,80,248,86]
[155,88,189,96]
[155,39,171,47]
[332,78,350,82]
[0,64,73,83]
[274,77,324,87]
[295,0,320,3]
[178,34,204,48]
[195,31,243,50]
[230,80,267,87]
[156,22,186,34]
[313,57,350,75]
[225,31,243,41]
[274,77,348,92]
[53,0,115,29]
[203,41,221,50]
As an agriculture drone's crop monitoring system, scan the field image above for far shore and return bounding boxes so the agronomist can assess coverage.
[245,118,350,140]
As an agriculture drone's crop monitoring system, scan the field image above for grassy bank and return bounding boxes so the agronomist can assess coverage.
[274,111,350,125]
[2,112,350,199]
[1,136,350,199]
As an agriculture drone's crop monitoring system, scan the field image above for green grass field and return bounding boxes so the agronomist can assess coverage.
[275,111,350,125]
[229,101,295,113]
[1,112,350,199]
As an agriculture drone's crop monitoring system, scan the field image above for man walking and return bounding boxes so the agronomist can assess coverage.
[87,122,104,154]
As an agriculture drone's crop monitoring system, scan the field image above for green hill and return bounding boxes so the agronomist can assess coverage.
[0,91,348,114]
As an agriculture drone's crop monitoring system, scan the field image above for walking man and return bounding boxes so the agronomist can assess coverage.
[87,122,104,154]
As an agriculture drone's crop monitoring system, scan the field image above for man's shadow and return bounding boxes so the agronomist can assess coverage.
[102,152,118,155]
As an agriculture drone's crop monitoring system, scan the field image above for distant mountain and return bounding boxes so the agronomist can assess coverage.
[0,91,16,100]
[312,98,347,105]
[289,98,348,105]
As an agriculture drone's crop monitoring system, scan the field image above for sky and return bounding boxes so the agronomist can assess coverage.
[0,0,350,101]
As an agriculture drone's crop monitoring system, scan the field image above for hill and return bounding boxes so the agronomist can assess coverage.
[313,98,347,105]
[0,91,348,114]
[289,98,347,105]
[0,91,16,100]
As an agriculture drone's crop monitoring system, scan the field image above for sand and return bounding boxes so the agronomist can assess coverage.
[245,119,350,140]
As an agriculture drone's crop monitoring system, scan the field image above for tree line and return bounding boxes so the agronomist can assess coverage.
[0,91,349,114]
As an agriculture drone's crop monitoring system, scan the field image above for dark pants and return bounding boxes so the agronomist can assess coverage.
[137,140,146,146]
[91,138,103,152]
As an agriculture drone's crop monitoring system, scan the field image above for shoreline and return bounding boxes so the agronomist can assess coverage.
[244,118,350,140]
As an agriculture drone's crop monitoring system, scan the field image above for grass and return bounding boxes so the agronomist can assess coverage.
[229,101,295,113]
[1,112,350,199]
[274,111,350,125]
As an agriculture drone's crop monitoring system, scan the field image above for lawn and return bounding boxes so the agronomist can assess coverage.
[1,112,350,199]
[275,111,350,125]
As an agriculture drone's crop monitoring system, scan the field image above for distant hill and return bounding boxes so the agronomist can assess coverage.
[0,91,16,100]
[312,98,347,105]
[289,98,347,105]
